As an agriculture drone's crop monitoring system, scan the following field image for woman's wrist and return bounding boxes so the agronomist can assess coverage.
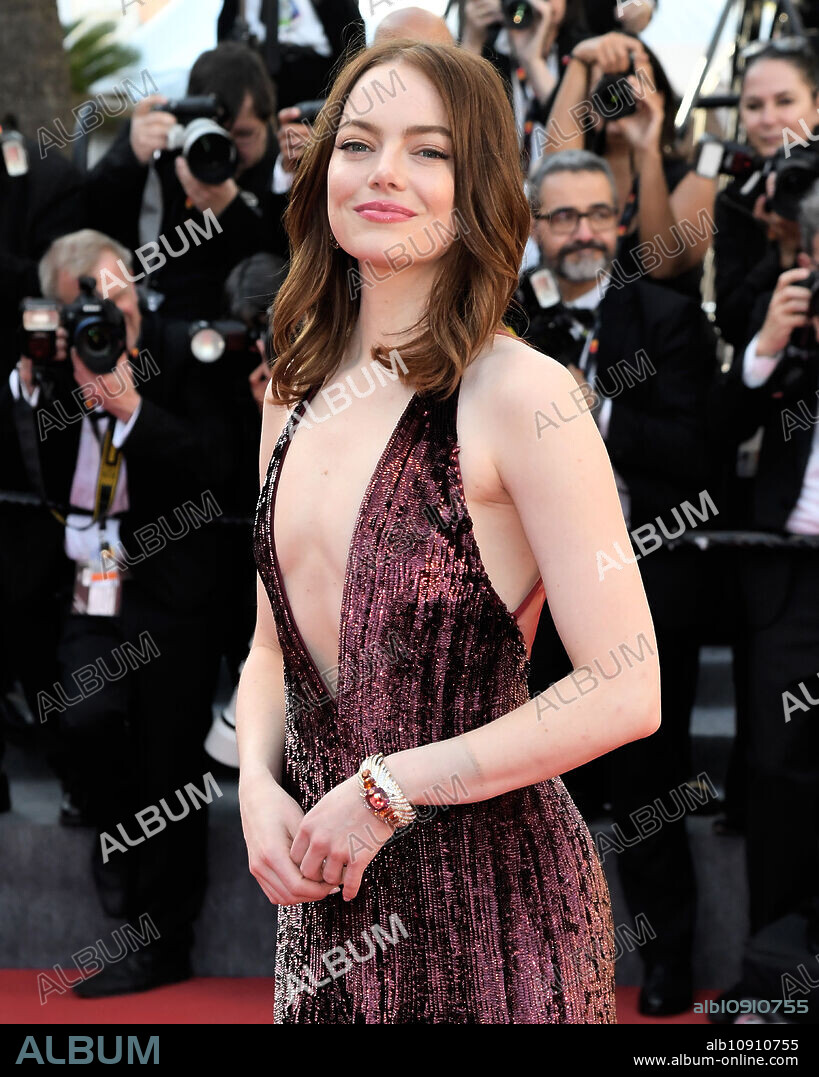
[238,763,281,792]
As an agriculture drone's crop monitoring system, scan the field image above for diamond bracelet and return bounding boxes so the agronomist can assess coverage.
[357,752,417,830]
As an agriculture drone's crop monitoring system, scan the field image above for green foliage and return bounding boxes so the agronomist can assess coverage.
[63,18,141,98]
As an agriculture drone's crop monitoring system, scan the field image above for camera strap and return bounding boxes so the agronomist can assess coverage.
[10,391,67,526]
[12,398,123,529]
[86,416,123,524]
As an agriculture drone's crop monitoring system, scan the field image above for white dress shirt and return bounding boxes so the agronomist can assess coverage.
[562,278,632,526]
[10,368,141,562]
[743,333,819,534]
[244,0,332,57]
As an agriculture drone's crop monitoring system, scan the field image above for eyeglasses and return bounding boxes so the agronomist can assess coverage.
[535,205,618,234]
[740,35,813,63]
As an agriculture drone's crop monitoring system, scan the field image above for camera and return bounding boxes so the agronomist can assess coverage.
[592,56,638,122]
[796,269,819,319]
[20,277,127,375]
[292,99,326,127]
[154,95,238,186]
[770,143,819,220]
[701,137,819,220]
[503,1,535,31]
[188,320,267,366]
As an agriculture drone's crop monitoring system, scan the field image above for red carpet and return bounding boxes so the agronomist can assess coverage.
[0,970,718,1023]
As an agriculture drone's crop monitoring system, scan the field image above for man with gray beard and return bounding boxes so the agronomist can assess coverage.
[508,149,718,1016]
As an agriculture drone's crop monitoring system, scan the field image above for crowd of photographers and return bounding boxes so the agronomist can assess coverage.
[0,0,817,1022]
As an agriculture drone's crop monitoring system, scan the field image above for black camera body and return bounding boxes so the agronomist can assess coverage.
[188,319,267,368]
[20,277,127,375]
[592,57,638,122]
[154,95,238,186]
[292,99,325,127]
[711,138,819,220]
[796,269,819,319]
[770,143,819,220]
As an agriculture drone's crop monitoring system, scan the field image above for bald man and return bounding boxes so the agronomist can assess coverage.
[373,6,455,46]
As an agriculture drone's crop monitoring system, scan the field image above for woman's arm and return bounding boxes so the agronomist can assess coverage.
[542,55,591,154]
[384,346,659,805]
[290,344,660,899]
[236,381,341,906]
[612,58,716,280]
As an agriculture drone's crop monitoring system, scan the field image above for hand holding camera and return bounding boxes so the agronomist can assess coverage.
[71,352,140,424]
[130,95,177,166]
[572,31,646,76]
[757,266,813,358]
[607,57,664,156]
[174,154,239,217]
[276,101,324,173]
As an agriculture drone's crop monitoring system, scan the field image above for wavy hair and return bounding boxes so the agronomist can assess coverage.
[268,39,531,406]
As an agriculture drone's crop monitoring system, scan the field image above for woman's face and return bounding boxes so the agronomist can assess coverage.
[327,62,457,275]
[740,58,819,158]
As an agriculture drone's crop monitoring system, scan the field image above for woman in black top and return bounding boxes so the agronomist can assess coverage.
[714,42,819,349]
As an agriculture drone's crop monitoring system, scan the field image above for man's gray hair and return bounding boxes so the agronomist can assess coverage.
[799,179,819,253]
[527,150,618,217]
[38,229,133,297]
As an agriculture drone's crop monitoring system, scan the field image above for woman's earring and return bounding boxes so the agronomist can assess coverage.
[330,234,340,249]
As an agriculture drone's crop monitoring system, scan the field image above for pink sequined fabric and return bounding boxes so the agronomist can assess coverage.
[254,381,616,1024]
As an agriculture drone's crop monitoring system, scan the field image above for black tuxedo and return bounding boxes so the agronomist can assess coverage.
[0,315,230,957]
[711,323,819,934]
[218,0,366,108]
[512,270,718,975]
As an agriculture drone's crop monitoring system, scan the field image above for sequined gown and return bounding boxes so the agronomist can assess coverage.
[253,380,616,1024]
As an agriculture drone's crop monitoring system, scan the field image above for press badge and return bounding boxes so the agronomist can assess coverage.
[72,543,122,617]
[529,268,561,309]
[1,132,29,177]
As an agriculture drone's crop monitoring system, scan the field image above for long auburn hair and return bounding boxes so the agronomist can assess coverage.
[268,38,531,406]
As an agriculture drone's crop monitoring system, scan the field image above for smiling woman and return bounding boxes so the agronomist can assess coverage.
[236,38,660,1025]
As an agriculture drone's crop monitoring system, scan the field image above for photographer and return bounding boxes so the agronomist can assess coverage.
[1,229,228,996]
[714,41,819,350]
[453,1,591,168]
[85,43,288,321]
[510,150,717,1016]
[543,32,717,294]
[0,122,86,376]
[709,180,819,1020]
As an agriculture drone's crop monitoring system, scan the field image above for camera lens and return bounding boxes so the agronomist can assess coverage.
[183,119,238,185]
[74,316,123,374]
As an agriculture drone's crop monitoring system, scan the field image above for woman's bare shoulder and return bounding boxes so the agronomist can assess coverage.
[464,332,578,417]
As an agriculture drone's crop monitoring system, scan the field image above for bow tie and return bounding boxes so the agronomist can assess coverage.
[562,305,597,329]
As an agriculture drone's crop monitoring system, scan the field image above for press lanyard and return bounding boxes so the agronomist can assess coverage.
[63,414,123,532]
[575,312,602,380]
[619,176,639,237]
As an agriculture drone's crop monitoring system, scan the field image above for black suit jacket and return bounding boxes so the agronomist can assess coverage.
[711,325,819,535]
[512,272,718,629]
[218,0,364,54]
[0,314,230,618]
[708,328,819,628]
